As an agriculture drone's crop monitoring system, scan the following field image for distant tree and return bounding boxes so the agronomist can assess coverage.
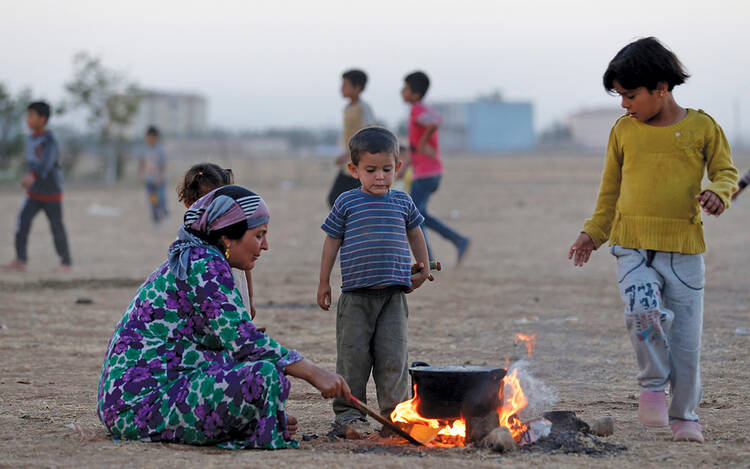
[63,52,140,182]
[538,121,572,144]
[0,83,32,169]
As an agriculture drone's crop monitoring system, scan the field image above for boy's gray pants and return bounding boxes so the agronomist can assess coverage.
[332,287,410,422]
[611,245,704,422]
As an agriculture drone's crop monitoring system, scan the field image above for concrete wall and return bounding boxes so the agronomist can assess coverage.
[467,101,534,152]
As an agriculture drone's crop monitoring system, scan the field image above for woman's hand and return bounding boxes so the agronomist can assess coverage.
[568,232,595,267]
[284,359,351,400]
[308,368,351,399]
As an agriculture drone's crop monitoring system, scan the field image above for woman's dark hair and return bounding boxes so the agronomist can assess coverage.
[603,37,689,93]
[187,220,247,254]
[349,126,399,165]
[177,163,234,205]
[342,69,368,91]
[146,126,160,137]
[404,71,430,98]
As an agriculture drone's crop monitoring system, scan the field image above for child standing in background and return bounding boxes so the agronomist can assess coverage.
[568,37,738,443]
[3,101,71,272]
[401,71,470,264]
[177,163,257,319]
[327,69,376,207]
[138,126,168,225]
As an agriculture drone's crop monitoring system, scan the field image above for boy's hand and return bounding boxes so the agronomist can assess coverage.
[417,142,436,158]
[408,265,430,292]
[568,232,595,267]
[334,153,348,166]
[696,190,725,216]
[20,173,35,189]
[317,282,332,310]
[411,261,434,282]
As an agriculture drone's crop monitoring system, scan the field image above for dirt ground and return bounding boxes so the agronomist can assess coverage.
[1,154,749,468]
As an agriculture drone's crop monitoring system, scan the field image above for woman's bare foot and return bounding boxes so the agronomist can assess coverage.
[287,415,298,436]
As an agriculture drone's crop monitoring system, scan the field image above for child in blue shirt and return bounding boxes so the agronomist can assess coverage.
[4,101,71,271]
[317,126,430,433]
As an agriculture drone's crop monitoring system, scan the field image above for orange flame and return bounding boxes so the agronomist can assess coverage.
[390,368,530,446]
[514,333,537,356]
[390,385,466,446]
[497,367,528,440]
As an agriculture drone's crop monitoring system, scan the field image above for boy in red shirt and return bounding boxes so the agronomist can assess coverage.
[400,71,470,263]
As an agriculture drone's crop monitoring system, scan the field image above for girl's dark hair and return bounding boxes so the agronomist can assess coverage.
[404,71,430,98]
[603,37,689,93]
[349,126,399,165]
[177,163,234,205]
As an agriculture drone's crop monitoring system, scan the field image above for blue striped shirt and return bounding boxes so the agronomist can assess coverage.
[322,189,424,291]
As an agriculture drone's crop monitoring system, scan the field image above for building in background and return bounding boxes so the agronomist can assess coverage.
[127,90,208,138]
[432,92,535,153]
[567,108,624,152]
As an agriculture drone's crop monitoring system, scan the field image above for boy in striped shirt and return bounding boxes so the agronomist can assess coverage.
[317,126,430,433]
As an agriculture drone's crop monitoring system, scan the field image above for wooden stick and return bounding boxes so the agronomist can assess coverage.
[347,396,424,446]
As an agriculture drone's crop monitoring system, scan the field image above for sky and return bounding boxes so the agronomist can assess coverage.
[2,0,750,142]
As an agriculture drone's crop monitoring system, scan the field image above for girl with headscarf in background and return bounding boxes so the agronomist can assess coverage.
[97,185,350,449]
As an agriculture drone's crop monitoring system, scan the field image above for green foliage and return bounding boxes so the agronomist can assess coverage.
[63,51,141,181]
[0,82,32,169]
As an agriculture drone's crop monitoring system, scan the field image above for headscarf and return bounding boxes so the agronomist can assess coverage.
[167,185,270,280]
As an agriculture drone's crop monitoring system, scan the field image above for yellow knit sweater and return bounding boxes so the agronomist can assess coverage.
[583,109,738,254]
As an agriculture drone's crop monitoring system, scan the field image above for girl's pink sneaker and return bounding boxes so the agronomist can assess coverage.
[671,421,704,443]
[638,391,668,427]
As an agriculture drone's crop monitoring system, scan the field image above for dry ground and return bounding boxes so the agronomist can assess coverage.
[1,154,749,468]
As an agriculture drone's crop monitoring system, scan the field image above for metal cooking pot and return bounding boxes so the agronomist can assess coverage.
[408,362,506,419]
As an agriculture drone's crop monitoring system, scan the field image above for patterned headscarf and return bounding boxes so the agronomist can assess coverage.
[168,185,270,280]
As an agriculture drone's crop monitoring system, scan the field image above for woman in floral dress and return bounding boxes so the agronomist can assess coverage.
[97,185,350,449]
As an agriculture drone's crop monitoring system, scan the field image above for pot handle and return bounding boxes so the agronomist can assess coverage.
[411,361,430,368]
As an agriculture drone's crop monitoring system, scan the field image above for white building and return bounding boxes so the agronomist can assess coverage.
[568,108,624,151]
[127,90,208,138]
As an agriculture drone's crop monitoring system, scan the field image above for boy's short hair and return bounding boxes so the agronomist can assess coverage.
[404,71,430,98]
[27,101,51,120]
[146,126,160,137]
[349,126,399,165]
[603,37,689,93]
[342,69,368,91]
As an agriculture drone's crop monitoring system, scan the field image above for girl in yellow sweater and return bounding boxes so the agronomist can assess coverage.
[568,37,738,443]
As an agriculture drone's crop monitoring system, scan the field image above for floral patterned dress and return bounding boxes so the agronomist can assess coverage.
[97,246,302,449]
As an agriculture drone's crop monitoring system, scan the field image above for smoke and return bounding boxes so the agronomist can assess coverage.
[505,358,558,421]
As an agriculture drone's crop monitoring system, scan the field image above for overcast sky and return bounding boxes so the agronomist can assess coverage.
[2,0,749,141]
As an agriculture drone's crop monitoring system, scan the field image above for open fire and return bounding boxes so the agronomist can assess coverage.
[390,334,536,446]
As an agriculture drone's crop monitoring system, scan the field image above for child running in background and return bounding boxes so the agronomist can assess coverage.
[318,127,430,435]
[327,69,376,208]
[568,37,738,443]
[177,163,257,319]
[400,71,470,264]
[730,167,750,200]
[138,126,168,225]
[3,101,71,272]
